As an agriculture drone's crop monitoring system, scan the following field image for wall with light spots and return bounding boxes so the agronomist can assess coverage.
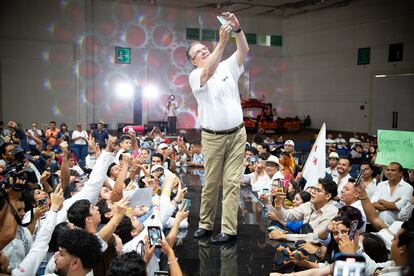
[0,0,283,130]
[281,0,414,132]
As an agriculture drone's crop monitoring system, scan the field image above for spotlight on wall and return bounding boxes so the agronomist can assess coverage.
[143,85,159,99]
[115,81,134,98]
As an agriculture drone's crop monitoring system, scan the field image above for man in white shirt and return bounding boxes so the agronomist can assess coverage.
[188,12,249,244]
[71,123,88,161]
[325,152,339,179]
[27,122,42,152]
[335,132,347,149]
[51,229,101,276]
[333,157,352,198]
[365,221,414,276]
[326,133,335,145]
[114,135,133,165]
[371,162,413,226]
[339,180,367,232]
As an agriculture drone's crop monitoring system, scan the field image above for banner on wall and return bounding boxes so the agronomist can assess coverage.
[376,129,414,169]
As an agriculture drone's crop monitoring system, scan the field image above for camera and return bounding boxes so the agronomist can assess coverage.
[1,147,37,191]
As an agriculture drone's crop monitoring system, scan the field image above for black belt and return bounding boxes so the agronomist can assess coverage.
[202,123,245,135]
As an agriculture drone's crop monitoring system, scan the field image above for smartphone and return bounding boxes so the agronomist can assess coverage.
[333,254,365,276]
[38,198,47,206]
[354,168,364,187]
[267,225,287,234]
[217,15,227,25]
[348,220,358,240]
[247,156,258,165]
[182,198,191,212]
[51,174,60,187]
[148,226,162,247]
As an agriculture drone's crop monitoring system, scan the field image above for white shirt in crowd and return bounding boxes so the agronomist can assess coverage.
[189,53,244,131]
[326,138,335,145]
[325,167,339,180]
[335,137,347,144]
[333,173,351,197]
[27,129,42,145]
[71,129,88,145]
[252,171,284,196]
[371,178,413,226]
[349,200,367,232]
[364,178,378,200]
[3,226,33,271]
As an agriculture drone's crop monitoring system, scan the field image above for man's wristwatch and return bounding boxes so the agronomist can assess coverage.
[234,28,242,33]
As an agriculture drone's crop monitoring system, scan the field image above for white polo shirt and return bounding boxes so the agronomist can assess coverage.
[334,173,351,197]
[189,53,244,131]
[371,179,413,225]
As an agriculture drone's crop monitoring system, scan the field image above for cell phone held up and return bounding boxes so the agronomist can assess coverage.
[217,15,227,25]
[333,254,365,276]
[148,226,163,248]
[182,198,191,212]
[348,220,358,240]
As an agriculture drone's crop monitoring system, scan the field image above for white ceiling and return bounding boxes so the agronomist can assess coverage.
[113,0,358,17]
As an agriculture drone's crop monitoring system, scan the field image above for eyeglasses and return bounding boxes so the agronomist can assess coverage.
[190,46,208,60]
[309,187,326,194]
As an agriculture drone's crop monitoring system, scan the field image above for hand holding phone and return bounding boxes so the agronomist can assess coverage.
[217,15,232,32]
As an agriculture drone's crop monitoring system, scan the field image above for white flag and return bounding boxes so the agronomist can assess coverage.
[303,123,326,189]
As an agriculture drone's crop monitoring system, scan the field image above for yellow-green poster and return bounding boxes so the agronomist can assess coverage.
[376,130,414,169]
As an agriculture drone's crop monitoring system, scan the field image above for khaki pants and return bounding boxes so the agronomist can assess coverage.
[199,127,246,235]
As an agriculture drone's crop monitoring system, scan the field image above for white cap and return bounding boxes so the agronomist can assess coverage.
[328,152,340,159]
[158,143,168,149]
[284,140,295,147]
[266,155,284,169]
[151,164,164,173]
[372,221,402,250]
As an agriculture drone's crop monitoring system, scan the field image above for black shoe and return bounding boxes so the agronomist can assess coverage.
[220,240,237,251]
[193,228,212,239]
[209,233,237,245]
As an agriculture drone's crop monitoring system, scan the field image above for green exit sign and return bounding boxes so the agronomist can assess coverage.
[115,47,131,64]
[358,47,370,65]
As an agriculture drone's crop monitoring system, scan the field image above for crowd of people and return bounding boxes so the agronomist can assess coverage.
[240,132,414,276]
[0,120,206,275]
[1,118,414,275]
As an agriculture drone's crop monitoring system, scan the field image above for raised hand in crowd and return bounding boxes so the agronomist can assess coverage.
[174,182,188,207]
[143,236,156,264]
[160,239,183,276]
[99,198,130,242]
[50,185,65,212]
[337,232,357,255]
[87,136,96,152]
[105,135,117,152]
